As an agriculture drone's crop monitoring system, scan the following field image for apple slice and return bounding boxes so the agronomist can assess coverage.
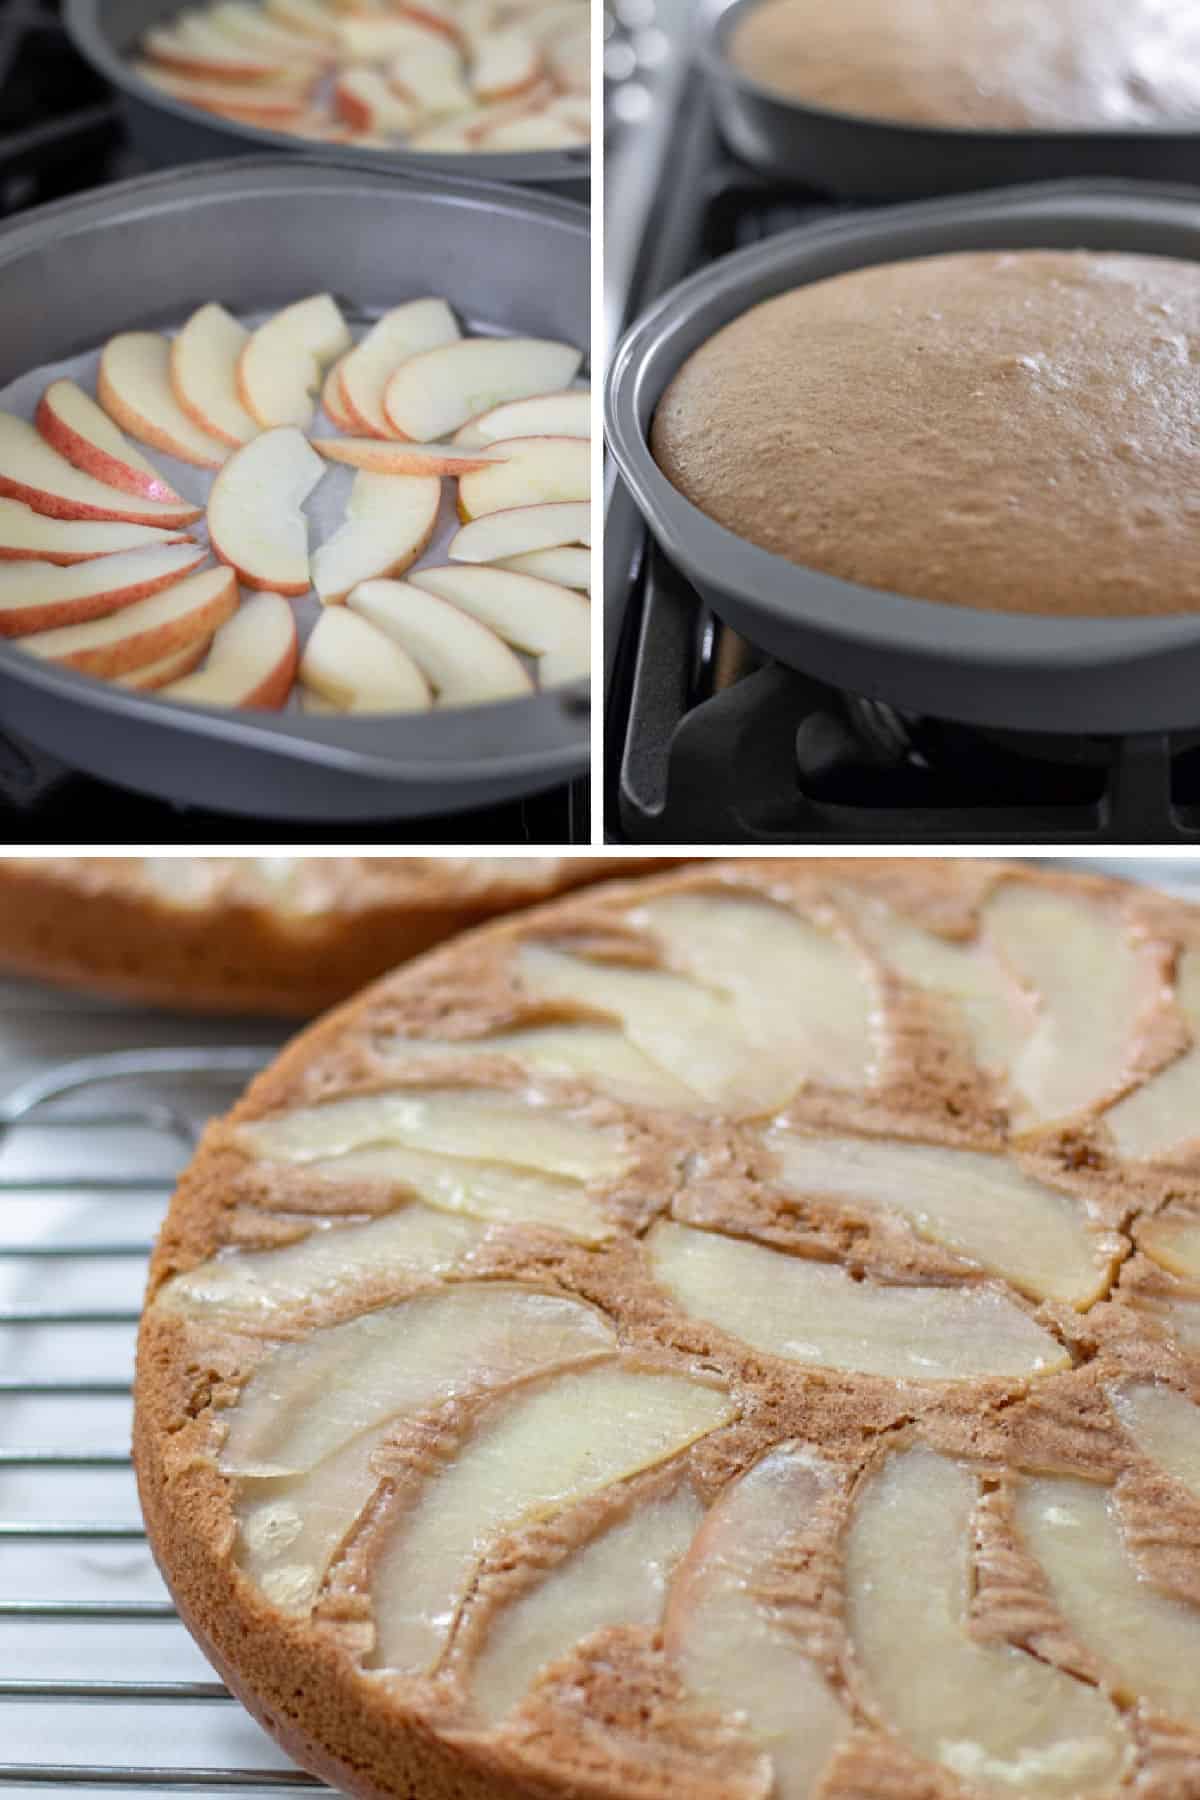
[334,66,418,130]
[0,543,206,637]
[322,358,358,432]
[311,471,440,603]
[388,42,472,117]
[237,294,353,431]
[384,336,582,441]
[453,389,589,446]
[299,684,339,713]
[144,15,290,79]
[449,499,589,562]
[457,436,589,518]
[300,605,432,712]
[311,437,496,475]
[547,23,588,91]
[336,15,446,59]
[170,303,259,448]
[207,427,325,595]
[0,498,191,566]
[14,564,237,678]
[546,93,590,134]
[35,380,190,505]
[135,62,315,119]
[496,545,589,590]
[0,415,201,527]
[478,110,582,148]
[115,636,213,689]
[407,117,475,149]
[98,334,228,469]
[265,0,339,42]
[161,591,298,709]
[409,564,587,684]
[206,1,330,59]
[470,28,541,100]
[347,578,534,706]
[338,298,460,439]
[391,0,463,43]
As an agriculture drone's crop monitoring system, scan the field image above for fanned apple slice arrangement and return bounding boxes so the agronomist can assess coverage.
[0,291,590,714]
[134,0,588,154]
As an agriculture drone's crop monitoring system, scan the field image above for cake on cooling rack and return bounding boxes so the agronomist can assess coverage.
[135,857,1200,1800]
[651,249,1200,616]
[0,858,649,1018]
[728,0,1200,130]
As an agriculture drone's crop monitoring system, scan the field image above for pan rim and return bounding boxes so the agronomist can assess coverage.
[604,177,1200,680]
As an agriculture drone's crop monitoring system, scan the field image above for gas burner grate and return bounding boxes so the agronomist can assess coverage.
[0,0,132,217]
[0,1003,334,1792]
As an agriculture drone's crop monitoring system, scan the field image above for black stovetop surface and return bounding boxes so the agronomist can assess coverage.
[0,2,590,844]
[603,67,1200,845]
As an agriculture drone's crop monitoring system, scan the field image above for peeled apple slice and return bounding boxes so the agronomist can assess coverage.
[1106,947,1200,1161]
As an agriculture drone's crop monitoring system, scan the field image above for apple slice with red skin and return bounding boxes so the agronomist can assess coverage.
[322,359,358,433]
[205,2,331,62]
[0,415,201,527]
[449,499,589,562]
[391,0,463,44]
[409,563,588,685]
[14,564,238,678]
[384,337,582,441]
[170,304,260,450]
[115,635,213,689]
[135,62,315,120]
[144,16,289,80]
[207,427,325,596]
[36,380,190,505]
[311,437,497,476]
[98,334,228,469]
[453,389,589,446]
[300,606,432,712]
[470,28,542,100]
[0,498,192,566]
[339,298,460,439]
[312,470,440,604]
[265,0,339,44]
[387,41,472,117]
[161,591,298,710]
[457,436,589,519]
[0,543,207,637]
[237,294,353,431]
[336,15,446,60]
[347,578,534,706]
[334,68,418,131]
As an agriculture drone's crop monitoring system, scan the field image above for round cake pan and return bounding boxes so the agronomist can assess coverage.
[702,0,1200,200]
[67,0,589,199]
[0,158,589,821]
[606,179,1200,737]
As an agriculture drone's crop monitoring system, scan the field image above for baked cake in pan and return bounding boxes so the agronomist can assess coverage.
[135,857,1200,1799]
[0,857,647,1017]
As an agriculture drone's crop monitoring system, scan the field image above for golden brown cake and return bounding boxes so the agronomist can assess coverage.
[651,249,1200,617]
[727,0,1200,130]
[136,857,1200,1800]
[0,857,656,1017]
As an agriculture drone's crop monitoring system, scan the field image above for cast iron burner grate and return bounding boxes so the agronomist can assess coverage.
[603,69,1200,844]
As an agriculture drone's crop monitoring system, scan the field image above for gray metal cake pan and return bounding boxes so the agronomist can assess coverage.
[606,180,1200,736]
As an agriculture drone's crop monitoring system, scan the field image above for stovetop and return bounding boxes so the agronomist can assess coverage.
[602,60,1200,845]
[0,1,590,845]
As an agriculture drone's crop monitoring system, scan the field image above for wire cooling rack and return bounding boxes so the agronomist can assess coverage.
[0,981,324,1796]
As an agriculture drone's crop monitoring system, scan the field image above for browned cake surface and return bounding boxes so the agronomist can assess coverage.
[728,0,1200,129]
[135,858,1200,1800]
[651,250,1200,617]
[0,857,659,1017]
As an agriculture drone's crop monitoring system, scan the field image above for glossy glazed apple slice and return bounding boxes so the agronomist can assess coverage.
[347,578,535,707]
[170,303,259,449]
[851,1450,1130,1796]
[36,380,189,503]
[449,499,589,562]
[97,334,228,469]
[457,435,589,518]
[207,427,325,595]
[409,563,588,685]
[1138,1206,1200,1280]
[384,336,582,441]
[237,294,353,431]
[0,498,190,565]
[14,564,237,677]
[337,298,460,438]
[299,606,432,712]
[0,415,201,526]
[1109,1381,1200,1503]
[380,1022,696,1109]
[161,590,298,709]
[311,472,440,605]
[310,438,495,476]
[1106,947,1200,1161]
[0,543,207,637]
[453,389,589,447]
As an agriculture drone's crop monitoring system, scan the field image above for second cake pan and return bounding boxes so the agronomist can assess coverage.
[702,0,1200,200]
[606,180,1200,737]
